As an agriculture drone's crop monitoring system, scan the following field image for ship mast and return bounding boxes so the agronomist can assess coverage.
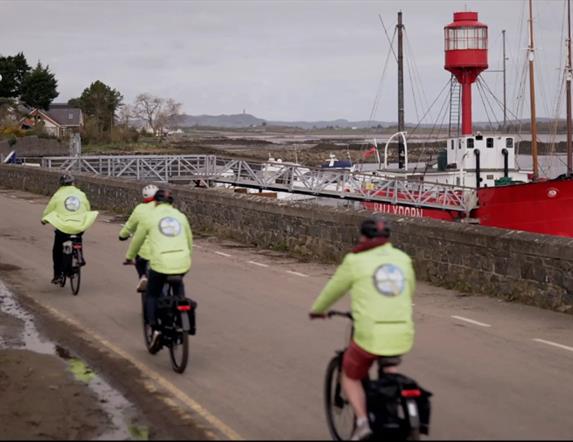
[397,11,405,169]
[528,0,539,180]
[567,0,572,176]
[502,29,507,130]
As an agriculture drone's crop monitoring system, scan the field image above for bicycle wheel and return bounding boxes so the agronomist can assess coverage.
[169,314,189,374]
[69,267,81,295]
[324,354,355,441]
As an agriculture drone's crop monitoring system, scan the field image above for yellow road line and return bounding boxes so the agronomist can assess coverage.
[41,304,243,441]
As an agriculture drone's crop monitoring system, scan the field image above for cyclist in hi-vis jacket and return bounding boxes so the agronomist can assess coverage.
[309,214,416,441]
[118,184,159,292]
[41,174,98,285]
[124,189,193,349]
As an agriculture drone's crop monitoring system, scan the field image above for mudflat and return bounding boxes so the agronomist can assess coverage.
[0,348,110,440]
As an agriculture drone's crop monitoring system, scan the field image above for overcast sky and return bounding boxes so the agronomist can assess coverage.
[2,0,569,123]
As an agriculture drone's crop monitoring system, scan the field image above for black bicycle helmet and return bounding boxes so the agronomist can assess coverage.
[360,214,391,239]
[154,189,174,204]
[59,174,75,186]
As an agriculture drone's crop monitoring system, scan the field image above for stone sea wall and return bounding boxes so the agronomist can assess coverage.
[1,163,571,314]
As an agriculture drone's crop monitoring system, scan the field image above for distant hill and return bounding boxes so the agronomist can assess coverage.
[176,113,265,128]
[174,113,563,131]
[175,113,393,129]
[267,119,393,129]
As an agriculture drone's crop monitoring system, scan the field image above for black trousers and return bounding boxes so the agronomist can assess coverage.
[52,230,83,278]
[145,269,186,328]
[135,256,149,279]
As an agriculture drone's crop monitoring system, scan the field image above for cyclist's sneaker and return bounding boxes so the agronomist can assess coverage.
[137,276,148,293]
[351,419,372,441]
[150,330,162,349]
[51,275,63,285]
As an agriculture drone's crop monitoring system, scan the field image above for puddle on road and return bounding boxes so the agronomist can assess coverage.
[0,280,149,440]
[0,280,54,355]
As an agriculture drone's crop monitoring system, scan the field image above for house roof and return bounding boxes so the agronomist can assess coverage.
[46,104,82,127]
[27,108,61,127]
[48,103,73,108]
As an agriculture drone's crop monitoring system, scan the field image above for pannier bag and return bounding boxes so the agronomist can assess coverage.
[366,372,432,437]
[156,296,197,335]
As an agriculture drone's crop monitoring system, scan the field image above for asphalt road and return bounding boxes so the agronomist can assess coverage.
[0,188,572,440]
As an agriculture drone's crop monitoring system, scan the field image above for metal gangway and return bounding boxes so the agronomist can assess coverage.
[38,154,477,213]
[40,154,214,182]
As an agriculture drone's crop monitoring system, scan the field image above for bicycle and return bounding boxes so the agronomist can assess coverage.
[60,234,83,295]
[317,311,432,441]
[124,262,195,374]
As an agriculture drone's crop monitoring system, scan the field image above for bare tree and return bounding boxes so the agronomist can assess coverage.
[164,98,182,134]
[133,93,182,136]
[117,103,132,128]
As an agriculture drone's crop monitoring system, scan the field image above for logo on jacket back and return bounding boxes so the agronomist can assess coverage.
[64,196,81,212]
[373,264,405,297]
[159,217,181,237]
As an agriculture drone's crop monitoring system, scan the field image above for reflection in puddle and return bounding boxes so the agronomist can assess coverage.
[0,280,149,440]
[0,280,54,354]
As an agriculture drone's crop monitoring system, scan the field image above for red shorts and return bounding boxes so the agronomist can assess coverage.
[342,340,402,380]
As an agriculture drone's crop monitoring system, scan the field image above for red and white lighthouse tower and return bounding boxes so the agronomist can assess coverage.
[444,12,488,135]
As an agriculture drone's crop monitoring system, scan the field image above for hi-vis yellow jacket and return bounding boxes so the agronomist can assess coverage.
[126,203,193,275]
[311,243,415,356]
[119,201,156,260]
[42,186,98,234]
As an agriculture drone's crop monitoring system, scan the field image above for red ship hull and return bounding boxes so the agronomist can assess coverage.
[474,177,573,237]
[365,177,573,238]
[364,201,462,222]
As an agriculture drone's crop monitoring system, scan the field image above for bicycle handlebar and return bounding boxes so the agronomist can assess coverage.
[327,310,353,320]
[309,310,353,320]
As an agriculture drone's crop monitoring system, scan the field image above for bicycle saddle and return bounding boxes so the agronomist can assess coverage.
[377,356,402,368]
[166,275,184,284]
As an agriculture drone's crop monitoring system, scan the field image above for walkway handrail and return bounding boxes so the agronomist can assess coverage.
[33,154,476,212]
